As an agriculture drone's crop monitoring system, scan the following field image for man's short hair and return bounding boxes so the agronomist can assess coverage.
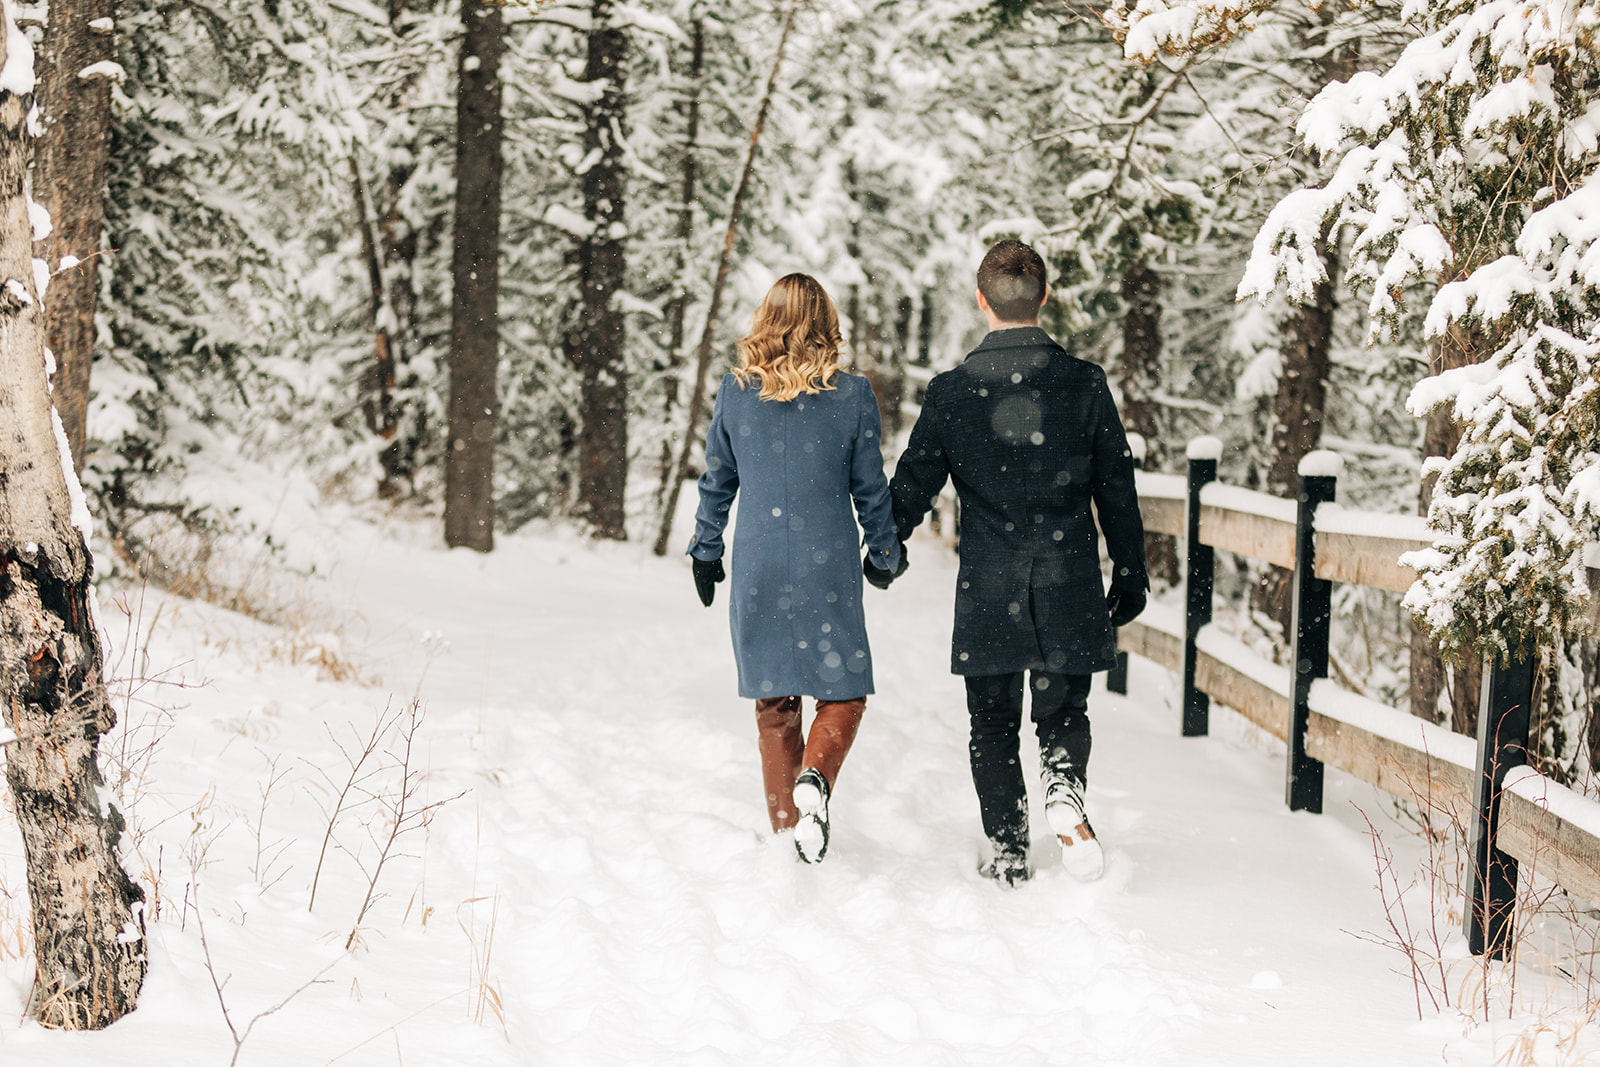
[976,239,1047,322]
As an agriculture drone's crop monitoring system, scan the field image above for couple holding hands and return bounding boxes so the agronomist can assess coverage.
[687,240,1149,887]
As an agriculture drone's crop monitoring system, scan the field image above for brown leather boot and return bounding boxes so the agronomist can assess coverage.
[802,697,866,792]
[755,696,804,832]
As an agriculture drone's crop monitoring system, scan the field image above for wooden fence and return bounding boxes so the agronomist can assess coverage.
[1112,437,1600,959]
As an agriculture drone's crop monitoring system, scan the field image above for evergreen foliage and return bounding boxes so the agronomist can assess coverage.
[1226,0,1600,663]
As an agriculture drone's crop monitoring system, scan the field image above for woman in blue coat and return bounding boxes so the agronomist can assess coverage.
[687,273,905,863]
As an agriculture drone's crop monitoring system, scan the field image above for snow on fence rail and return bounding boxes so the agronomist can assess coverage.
[1113,438,1600,958]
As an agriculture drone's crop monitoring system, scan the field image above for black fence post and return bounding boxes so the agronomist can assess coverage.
[1466,650,1536,959]
[1286,452,1339,814]
[1107,434,1144,697]
[1181,438,1219,736]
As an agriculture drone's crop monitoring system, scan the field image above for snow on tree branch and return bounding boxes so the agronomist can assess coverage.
[1172,0,1600,660]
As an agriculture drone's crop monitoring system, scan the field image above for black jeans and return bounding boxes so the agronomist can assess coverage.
[965,671,1092,859]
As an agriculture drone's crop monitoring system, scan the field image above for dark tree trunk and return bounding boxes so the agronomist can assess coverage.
[1118,262,1161,453]
[1254,15,1359,642]
[0,15,146,1024]
[1118,261,1177,585]
[858,293,903,437]
[375,40,424,497]
[917,288,933,367]
[1255,240,1337,639]
[444,0,503,551]
[35,0,115,467]
[353,0,425,501]
[841,130,903,437]
[1266,241,1337,499]
[563,0,630,541]
[881,291,912,436]
[349,156,401,496]
[655,17,703,511]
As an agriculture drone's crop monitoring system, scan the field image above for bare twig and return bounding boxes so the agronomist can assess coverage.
[307,702,405,913]
[190,839,337,1066]
[345,701,466,950]
[248,752,294,893]
[197,904,338,1067]
[1347,803,1442,1017]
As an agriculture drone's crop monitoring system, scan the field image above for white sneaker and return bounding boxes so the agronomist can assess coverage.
[1045,791,1105,882]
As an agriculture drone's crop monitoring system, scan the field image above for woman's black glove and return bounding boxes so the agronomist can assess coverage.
[693,557,725,607]
[863,543,909,590]
[1105,580,1147,627]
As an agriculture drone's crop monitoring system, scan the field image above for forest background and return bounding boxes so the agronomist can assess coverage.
[33,0,1600,797]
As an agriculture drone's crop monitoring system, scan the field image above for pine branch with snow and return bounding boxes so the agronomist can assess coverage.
[1211,0,1600,661]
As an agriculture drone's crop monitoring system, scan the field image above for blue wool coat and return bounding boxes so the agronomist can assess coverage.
[689,371,903,700]
[890,327,1147,677]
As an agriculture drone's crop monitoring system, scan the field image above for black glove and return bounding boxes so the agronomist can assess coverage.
[863,543,909,590]
[1105,581,1147,628]
[692,557,725,607]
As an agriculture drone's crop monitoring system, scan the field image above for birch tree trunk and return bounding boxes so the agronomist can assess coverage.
[0,7,146,1026]
[34,0,115,466]
[564,0,629,541]
[444,0,503,551]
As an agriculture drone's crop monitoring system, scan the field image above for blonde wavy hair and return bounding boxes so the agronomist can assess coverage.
[733,274,844,401]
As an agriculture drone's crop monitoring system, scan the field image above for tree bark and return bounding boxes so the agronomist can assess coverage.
[1255,240,1337,639]
[652,3,796,556]
[655,17,704,512]
[348,156,402,496]
[1253,14,1359,642]
[1118,261,1177,585]
[0,11,146,1026]
[563,0,630,541]
[917,289,933,367]
[373,0,425,498]
[35,0,115,467]
[444,0,503,551]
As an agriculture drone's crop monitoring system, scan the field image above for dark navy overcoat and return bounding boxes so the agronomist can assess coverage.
[890,327,1147,677]
[689,371,902,700]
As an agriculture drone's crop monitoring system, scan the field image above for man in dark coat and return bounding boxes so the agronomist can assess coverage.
[889,239,1148,886]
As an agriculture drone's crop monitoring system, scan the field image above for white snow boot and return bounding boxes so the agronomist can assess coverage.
[792,767,830,864]
[1045,787,1104,882]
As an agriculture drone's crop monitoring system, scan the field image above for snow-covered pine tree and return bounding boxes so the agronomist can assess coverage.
[1221,0,1600,669]
[97,0,374,560]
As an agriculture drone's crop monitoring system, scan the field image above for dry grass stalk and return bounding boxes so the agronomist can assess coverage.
[459,890,506,1039]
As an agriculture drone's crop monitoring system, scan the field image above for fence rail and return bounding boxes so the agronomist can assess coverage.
[1115,438,1600,958]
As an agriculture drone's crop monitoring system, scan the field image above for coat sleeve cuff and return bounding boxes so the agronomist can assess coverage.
[686,534,724,562]
[862,536,902,573]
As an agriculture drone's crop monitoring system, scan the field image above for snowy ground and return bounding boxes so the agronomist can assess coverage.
[0,507,1591,1065]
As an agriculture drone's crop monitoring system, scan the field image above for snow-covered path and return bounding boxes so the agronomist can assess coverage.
[330,522,1473,1064]
[0,518,1507,1064]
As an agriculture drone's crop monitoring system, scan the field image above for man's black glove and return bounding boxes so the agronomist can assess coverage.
[693,557,725,607]
[864,543,909,590]
[1105,580,1147,628]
